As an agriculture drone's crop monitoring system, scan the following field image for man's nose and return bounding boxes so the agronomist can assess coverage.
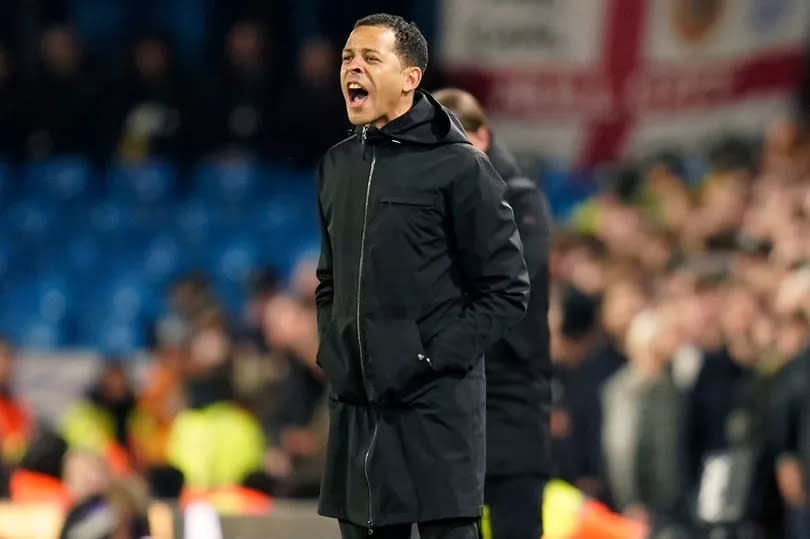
[346,57,363,73]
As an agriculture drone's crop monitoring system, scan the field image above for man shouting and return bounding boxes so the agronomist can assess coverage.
[314,13,530,539]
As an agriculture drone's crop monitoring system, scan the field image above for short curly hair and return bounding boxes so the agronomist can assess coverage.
[354,13,428,73]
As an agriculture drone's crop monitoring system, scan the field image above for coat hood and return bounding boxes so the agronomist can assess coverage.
[358,89,470,146]
[486,138,523,182]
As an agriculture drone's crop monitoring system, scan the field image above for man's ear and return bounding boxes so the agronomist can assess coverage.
[402,66,422,93]
[475,126,491,153]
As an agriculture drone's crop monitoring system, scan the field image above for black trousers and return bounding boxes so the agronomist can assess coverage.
[339,518,480,539]
[482,474,545,539]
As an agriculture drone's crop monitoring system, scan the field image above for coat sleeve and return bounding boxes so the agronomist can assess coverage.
[315,161,334,337]
[500,181,552,356]
[428,151,530,373]
[509,184,551,279]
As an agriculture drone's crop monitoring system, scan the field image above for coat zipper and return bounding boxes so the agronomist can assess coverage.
[364,420,379,534]
[357,135,377,532]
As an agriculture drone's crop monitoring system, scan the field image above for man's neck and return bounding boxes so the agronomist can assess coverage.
[372,94,416,129]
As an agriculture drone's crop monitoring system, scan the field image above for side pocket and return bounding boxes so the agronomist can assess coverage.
[316,320,365,402]
[364,318,433,404]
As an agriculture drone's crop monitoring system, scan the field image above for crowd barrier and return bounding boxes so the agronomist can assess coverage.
[0,499,342,539]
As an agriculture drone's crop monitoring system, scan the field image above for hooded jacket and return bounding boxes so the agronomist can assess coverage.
[484,140,553,477]
[315,89,529,527]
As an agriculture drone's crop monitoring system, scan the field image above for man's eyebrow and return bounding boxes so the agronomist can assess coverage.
[342,47,382,55]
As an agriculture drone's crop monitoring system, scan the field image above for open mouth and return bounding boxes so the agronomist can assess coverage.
[347,82,369,108]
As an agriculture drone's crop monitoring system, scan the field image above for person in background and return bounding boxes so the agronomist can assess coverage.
[433,88,551,539]
[129,319,189,471]
[769,273,810,539]
[549,285,601,488]
[262,272,327,497]
[202,20,276,158]
[153,274,219,345]
[236,267,281,352]
[601,309,686,535]
[61,360,137,477]
[8,429,71,509]
[271,38,347,169]
[21,24,98,160]
[59,450,150,539]
[0,337,32,465]
[166,311,265,490]
[106,33,189,163]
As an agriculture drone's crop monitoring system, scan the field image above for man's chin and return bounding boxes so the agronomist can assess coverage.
[346,108,374,126]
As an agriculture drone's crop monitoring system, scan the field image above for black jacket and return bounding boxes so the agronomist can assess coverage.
[315,90,530,528]
[484,140,553,477]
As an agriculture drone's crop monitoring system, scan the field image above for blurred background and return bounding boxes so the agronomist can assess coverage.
[0,0,808,538]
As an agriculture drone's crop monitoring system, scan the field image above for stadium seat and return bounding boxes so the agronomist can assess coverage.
[24,156,93,202]
[142,234,186,285]
[15,318,66,349]
[5,199,59,244]
[105,275,156,322]
[209,237,260,285]
[60,235,103,277]
[193,159,263,204]
[91,319,147,356]
[32,275,72,323]
[107,159,177,204]
[85,200,134,239]
[174,198,215,238]
[0,236,12,282]
[0,274,71,333]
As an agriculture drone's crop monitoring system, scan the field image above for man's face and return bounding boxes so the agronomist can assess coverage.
[340,25,418,127]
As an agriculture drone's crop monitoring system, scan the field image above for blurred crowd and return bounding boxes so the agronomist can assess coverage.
[0,0,440,170]
[0,20,348,170]
[0,255,328,535]
[0,2,809,538]
[548,117,810,537]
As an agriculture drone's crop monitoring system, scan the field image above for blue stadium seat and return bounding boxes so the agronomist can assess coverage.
[2,275,72,328]
[15,317,67,349]
[5,199,59,244]
[172,199,217,262]
[129,202,173,237]
[85,200,134,239]
[174,198,214,237]
[542,165,597,219]
[89,319,147,356]
[60,234,103,277]
[107,159,177,204]
[32,275,72,323]
[103,274,156,322]
[193,160,263,204]
[25,156,93,202]
[251,198,307,236]
[208,237,260,285]
[0,235,12,283]
[142,234,185,285]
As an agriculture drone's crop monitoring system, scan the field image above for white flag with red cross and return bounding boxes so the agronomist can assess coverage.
[441,0,809,166]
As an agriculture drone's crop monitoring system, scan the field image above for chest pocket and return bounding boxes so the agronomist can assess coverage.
[379,193,438,207]
[376,192,442,235]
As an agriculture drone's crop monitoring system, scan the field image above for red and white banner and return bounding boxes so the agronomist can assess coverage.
[441,0,809,166]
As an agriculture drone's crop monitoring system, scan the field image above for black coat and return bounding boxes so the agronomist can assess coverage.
[315,90,530,528]
[483,140,553,478]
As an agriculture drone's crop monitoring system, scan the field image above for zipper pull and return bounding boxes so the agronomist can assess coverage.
[367,524,374,535]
